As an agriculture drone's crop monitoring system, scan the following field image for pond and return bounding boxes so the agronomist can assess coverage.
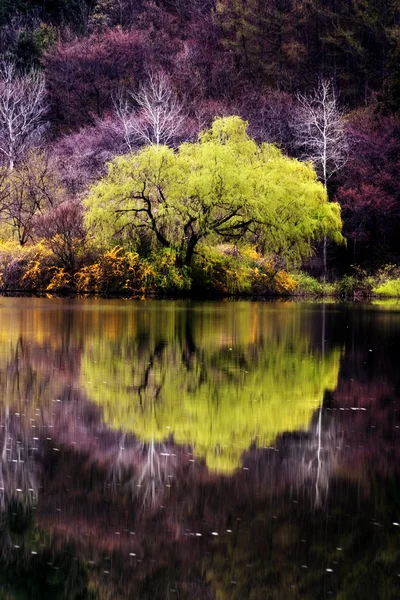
[0,298,400,599]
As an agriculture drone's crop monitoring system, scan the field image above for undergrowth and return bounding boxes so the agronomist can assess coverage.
[1,239,400,299]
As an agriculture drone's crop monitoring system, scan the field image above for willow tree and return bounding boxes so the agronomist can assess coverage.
[85,116,343,267]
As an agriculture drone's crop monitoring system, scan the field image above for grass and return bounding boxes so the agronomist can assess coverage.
[373,278,400,297]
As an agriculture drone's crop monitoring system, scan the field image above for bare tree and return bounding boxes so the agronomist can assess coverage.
[293,80,349,276]
[33,199,87,273]
[115,71,187,149]
[1,150,58,245]
[0,58,47,170]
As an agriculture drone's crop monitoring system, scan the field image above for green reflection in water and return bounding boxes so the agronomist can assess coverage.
[81,302,341,473]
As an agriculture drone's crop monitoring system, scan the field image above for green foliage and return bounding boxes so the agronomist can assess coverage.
[338,274,357,297]
[148,248,192,292]
[192,244,298,296]
[85,116,343,269]
[334,266,374,299]
[373,279,400,298]
[373,264,400,297]
[292,272,326,295]
[192,245,252,295]
[14,24,59,69]
[80,303,341,473]
[293,265,400,300]
[375,279,400,297]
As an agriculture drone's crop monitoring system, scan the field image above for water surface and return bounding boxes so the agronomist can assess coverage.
[0,298,400,598]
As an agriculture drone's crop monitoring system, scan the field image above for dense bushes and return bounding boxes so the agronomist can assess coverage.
[0,242,190,295]
[0,241,299,297]
[74,247,191,295]
[293,265,400,300]
[192,245,298,296]
[3,238,400,299]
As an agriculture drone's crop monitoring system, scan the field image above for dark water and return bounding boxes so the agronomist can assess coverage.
[1,298,400,599]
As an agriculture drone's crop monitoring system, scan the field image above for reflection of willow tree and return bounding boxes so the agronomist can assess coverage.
[81,303,341,473]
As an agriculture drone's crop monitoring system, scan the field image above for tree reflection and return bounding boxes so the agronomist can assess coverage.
[80,302,341,473]
[0,300,399,598]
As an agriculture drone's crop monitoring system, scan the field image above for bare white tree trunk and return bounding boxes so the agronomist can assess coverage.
[293,79,348,278]
[115,71,187,149]
[0,59,47,170]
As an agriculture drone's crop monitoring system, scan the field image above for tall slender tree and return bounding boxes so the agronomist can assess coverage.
[293,79,348,275]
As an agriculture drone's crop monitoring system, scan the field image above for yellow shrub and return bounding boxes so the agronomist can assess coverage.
[75,264,102,294]
[274,270,298,293]
[124,251,143,292]
[139,262,156,292]
[250,263,298,295]
[20,256,53,290]
[102,246,125,277]
[46,267,72,292]
[0,241,54,290]
[241,245,262,261]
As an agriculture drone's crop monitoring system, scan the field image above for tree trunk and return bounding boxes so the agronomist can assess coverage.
[177,235,199,269]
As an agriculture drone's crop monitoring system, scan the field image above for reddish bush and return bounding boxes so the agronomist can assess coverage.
[51,117,126,193]
[33,200,87,273]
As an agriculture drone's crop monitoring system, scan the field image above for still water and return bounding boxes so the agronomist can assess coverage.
[0,298,400,599]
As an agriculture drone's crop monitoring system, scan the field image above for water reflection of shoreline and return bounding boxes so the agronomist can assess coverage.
[1,299,400,598]
[0,298,342,473]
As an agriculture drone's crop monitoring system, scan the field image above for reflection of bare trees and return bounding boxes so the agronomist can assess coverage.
[308,404,339,508]
[240,398,341,509]
[106,435,178,510]
[0,340,38,513]
[136,439,173,508]
[0,302,88,516]
[0,407,38,513]
[284,408,340,507]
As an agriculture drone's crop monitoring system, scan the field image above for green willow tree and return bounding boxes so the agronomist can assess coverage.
[85,116,343,268]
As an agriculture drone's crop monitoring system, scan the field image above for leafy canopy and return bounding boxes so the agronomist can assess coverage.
[85,116,343,267]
